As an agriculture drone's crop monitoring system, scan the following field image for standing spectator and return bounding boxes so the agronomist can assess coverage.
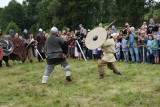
[152,34,159,64]
[118,30,124,61]
[141,22,147,30]
[155,27,160,39]
[139,30,148,62]
[112,25,117,33]
[92,49,97,60]
[115,39,121,61]
[123,23,130,35]
[155,27,160,60]
[147,25,154,35]
[68,38,75,58]
[146,35,154,64]
[88,50,92,60]
[149,18,156,27]
[97,47,102,60]
[121,35,129,62]
[126,27,140,63]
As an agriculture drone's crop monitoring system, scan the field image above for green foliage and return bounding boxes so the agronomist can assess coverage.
[0,0,159,32]
[144,9,160,20]
[0,0,26,31]
[62,26,68,32]
[5,21,21,34]
[29,24,38,35]
[108,0,147,26]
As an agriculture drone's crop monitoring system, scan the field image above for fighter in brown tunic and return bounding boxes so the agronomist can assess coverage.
[35,28,46,62]
[98,31,122,79]
[22,29,34,63]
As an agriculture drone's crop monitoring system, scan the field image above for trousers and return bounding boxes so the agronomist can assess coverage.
[43,59,70,76]
[98,60,120,75]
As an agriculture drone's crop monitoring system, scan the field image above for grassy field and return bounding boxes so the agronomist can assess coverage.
[0,59,160,107]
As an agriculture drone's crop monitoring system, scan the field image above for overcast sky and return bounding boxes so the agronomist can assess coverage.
[0,0,159,8]
[0,0,23,8]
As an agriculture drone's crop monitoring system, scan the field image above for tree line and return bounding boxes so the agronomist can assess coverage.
[0,0,159,34]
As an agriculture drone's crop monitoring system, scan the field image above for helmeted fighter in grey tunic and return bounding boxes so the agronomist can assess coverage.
[42,26,71,84]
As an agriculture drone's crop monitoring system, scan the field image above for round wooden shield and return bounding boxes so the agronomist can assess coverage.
[85,27,107,50]
[0,47,3,60]
[0,39,14,56]
[12,37,25,55]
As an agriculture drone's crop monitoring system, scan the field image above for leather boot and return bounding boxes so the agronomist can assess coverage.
[66,76,72,81]
[98,66,105,79]
[6,62,10,67]
[113,67,122,75]
[107,63,122,75]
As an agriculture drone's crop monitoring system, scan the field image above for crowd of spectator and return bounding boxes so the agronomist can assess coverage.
[62,18,160,64]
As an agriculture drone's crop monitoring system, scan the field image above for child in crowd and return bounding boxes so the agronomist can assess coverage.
[152,34,159,64]
[146,35,154,64]
[121,35,129,62]
[141,22,147,30]
[92,49,97,60]
[115,39,121,61]
[97,47,102,60]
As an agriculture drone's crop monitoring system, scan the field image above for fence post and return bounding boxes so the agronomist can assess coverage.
[142,45,145,63]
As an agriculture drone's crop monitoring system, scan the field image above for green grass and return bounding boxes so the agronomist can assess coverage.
[0,59,160,107]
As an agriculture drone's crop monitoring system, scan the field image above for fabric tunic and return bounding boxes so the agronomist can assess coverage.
[147,40,154,50]
[101,38,116,62]
[46,35,65,59]
[35,33,46,52]
[152,39,159,50]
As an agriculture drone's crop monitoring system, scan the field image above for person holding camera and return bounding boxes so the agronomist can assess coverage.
[126,27,140,63]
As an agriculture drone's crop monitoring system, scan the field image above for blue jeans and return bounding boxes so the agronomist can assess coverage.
[97,50,102,59]
[123,51,129,62]
[147,50,154,64]
[88,50,92,59]
[116,51,121,61]
[129,47,139,62]
[139,47,147,62]
[138,47,142,62]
